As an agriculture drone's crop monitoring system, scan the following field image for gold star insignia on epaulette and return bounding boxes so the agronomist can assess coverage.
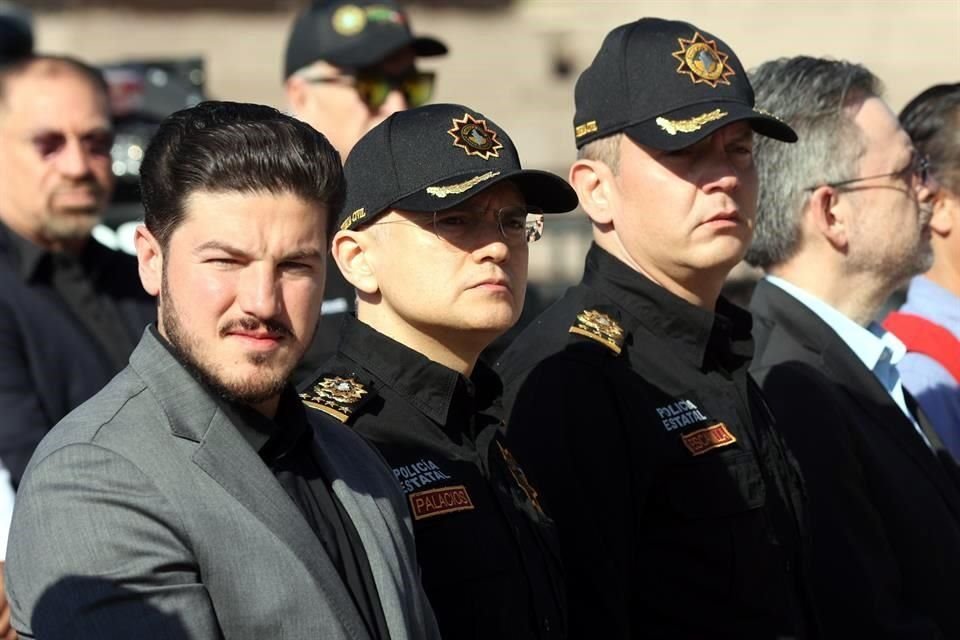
[672,32,735,88]
[569,309,625,354]
[300,376,368,423]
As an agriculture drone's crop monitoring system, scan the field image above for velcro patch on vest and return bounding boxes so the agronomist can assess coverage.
[409,485,475,521]
[681,423,737,456]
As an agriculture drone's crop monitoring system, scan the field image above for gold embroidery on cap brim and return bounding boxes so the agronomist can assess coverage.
[753,107,787,123]
[575,121,599,138]
[426,171,501,198]
[656,109,728,136]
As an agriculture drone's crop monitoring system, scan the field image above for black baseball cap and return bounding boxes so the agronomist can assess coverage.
[573,17,796,151]
[337,103,579,232]
[284,0,447,78]
[0,5,33,63]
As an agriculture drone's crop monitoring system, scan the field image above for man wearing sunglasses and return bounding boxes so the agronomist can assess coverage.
[300,103,577,639]
[284,0,446,381]
[745,56,960,637]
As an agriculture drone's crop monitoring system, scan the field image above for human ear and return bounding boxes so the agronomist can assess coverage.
[808,186,848,250]
[569,159,616,226]
[331,229,379,295]
[134,225,163,297]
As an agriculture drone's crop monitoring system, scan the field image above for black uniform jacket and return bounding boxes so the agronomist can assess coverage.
[300,315,566,640]
[750,278,960,639]
[497,244,813,640]
[0,225,154,485]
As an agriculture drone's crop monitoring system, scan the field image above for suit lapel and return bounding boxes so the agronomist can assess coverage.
[129,330,369,640]
[753,282,960,519]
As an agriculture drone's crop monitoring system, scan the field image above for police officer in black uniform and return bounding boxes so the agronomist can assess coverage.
[497,18,816,640]
[300,103,578,640]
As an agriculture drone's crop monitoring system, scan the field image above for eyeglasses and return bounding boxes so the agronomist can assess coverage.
[303,68,435,111]
[805,154,933,191]
[377,207,546,246]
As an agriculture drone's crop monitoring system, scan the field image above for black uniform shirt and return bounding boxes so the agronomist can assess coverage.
[497,244,812,640]
[301,315,567,640]
[4,224,141,370]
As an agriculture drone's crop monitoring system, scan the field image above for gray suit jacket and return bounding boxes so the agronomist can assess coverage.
[5,329,440,640]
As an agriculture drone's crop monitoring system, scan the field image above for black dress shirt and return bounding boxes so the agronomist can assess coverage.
[9,227,140,370]
[301,315,566,640]
[498,244,815,640]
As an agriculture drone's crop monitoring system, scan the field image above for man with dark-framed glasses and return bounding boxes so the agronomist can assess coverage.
[745,56,960,637]
[299,103,577,640]
[283,0,447,379]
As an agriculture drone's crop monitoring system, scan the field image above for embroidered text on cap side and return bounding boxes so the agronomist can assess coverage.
[575,121,599,139]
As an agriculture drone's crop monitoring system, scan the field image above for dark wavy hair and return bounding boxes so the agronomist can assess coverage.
[900,83,960,195]
[139,100,344,247]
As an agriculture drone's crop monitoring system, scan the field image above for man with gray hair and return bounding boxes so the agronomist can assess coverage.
[747,56,960,637]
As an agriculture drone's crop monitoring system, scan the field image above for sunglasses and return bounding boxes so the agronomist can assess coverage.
[304,69,435,111]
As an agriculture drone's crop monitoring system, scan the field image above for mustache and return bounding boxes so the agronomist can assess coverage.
[219,316,293,339]
[52,179,106,196]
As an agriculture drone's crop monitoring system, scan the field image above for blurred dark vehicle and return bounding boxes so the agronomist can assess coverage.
[97,58,207,251]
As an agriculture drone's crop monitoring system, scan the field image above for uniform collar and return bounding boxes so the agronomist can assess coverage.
[339,314,503,427]
[582,243,754,369]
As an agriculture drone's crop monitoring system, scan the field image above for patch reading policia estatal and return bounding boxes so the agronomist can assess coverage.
[571,17,797,152]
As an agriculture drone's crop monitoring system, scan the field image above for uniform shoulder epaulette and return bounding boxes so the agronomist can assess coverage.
[568,307,625,355]
[299,372,374,423]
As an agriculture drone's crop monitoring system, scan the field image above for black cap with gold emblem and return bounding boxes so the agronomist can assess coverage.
[573,17,797,151]
[336,103,579,232]
[284,0,447,78]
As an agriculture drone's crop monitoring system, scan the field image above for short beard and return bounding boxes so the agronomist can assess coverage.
[40,208,102,244]
[159,268,291,407]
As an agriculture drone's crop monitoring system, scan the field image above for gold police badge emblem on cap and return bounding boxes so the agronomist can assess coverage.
[671,32,735,88]
[447,113,503,160]
[300,375,369,423]
[331,5,366,36]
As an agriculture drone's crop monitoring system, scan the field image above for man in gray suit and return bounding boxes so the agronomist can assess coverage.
[4,101,439,640]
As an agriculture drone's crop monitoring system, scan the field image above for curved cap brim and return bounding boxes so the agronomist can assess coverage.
[391,168,578,214]
[624,101,797,152]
